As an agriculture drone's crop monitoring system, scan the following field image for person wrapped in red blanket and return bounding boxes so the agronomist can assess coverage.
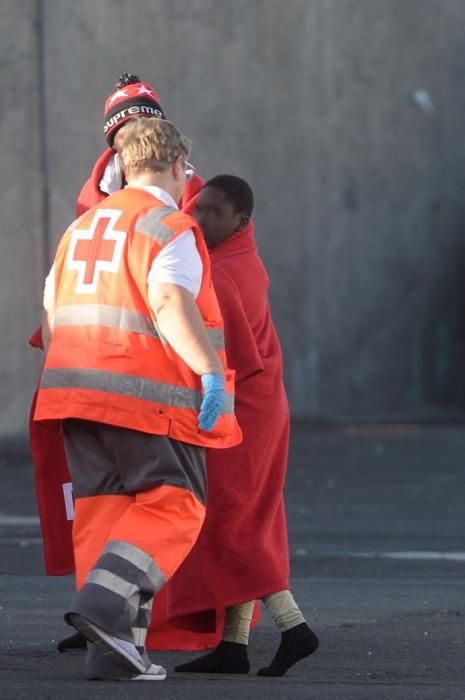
[170,176,319,676]
[29,73,228,653]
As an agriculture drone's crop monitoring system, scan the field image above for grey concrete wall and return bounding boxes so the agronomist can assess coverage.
[3,0,465,437]
[1,1,45,436]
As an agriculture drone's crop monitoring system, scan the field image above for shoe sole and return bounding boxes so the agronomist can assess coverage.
[131,666,167,681]
[86,664,167,682]
[67,613,146,674]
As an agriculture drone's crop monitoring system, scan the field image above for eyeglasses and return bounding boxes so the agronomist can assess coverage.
[184,160,195,181]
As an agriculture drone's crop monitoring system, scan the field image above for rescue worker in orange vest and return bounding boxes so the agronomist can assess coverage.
[34,117,242,682]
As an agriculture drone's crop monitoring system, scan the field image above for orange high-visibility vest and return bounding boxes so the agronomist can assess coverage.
[34,187,242,449]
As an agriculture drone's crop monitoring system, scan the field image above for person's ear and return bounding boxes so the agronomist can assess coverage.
[235,215,250,232]
[173,154,185,181]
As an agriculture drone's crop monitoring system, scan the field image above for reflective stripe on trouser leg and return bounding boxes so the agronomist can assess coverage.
[73,495,133,590]
[83,594,154,680]
[133,594,153,662]
[67,539,166,643]
[106,483,206,581]
[69,484,205,645]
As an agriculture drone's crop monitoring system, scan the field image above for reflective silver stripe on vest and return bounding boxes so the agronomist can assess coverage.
[54,305,159,338]
[54,304,224,349]
[41,367,234,414]
[135,205,177,244]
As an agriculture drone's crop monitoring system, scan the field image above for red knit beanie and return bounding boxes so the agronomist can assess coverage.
[103,73,165,146]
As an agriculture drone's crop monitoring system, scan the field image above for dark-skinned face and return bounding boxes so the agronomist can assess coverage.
[194,186,248,249]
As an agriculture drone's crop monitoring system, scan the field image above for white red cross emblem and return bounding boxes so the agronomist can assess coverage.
[67,209,127,294]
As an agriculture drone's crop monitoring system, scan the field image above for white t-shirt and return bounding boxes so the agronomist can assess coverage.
[143,186,202,298]
[43,185,203,310]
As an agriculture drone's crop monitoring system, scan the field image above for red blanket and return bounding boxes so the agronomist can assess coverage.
[166,223,290,623]
[28,385,74,575]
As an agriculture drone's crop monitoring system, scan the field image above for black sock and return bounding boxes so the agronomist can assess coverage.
[57,631,87,653]
[175,640,250,674]
[257,622,319,677]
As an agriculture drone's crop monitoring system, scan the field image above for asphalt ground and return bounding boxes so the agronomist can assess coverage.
[1,424,465,699]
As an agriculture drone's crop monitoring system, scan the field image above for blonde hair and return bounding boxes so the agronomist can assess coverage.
[119,117,191,175]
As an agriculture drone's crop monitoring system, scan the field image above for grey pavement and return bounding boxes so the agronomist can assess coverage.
[1,425,465,699]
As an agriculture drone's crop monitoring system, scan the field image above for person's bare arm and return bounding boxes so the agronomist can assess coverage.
[149,282,223,376]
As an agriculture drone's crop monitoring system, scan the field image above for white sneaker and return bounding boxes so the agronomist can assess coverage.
[131,663,167,681]
[67,613,146,674]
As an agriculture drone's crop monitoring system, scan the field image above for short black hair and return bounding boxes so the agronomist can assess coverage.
[204,175,254,217]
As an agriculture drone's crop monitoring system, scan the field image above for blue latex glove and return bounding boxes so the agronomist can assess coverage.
[199,373,225,432]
